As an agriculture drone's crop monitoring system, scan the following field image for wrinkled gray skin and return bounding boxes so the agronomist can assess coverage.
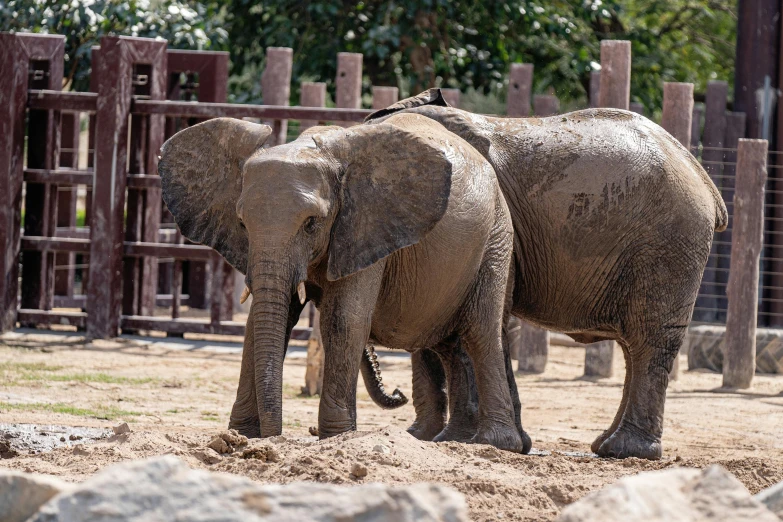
[158,112,530,452]
[366,89,728,460]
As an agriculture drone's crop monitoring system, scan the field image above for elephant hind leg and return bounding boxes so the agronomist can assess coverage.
[431,337,479,443]
[596,323,686,460]
[590,339,632,454]
[407,348,448,440]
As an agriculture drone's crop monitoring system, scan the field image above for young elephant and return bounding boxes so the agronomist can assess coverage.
[158,112,530,452]
[366,90,728,460]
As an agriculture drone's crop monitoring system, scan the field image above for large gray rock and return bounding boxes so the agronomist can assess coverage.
[755,481,783,520]
[30,455,467,522]
[0,469,70,522]
[556,465,780,522]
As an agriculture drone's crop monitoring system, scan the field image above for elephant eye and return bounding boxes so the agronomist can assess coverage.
[303,216,318,234]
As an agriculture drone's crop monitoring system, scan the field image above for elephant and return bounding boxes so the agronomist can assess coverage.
[363,89,728,460]
[158,112,532,453]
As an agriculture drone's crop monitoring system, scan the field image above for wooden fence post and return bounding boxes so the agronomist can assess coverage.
[533,95,559,117]
[261,47,293,145]
[691,105,703,155]
[589,70,601,108]
[300,82,326,132]
[584,341,615,378]
[18,34,65,316]
[599,40,631,110]
[336,52,362,126]
[372,86,398,110]
[723,139,767,388]
[506,63,533,117]
[303,309,324,396]
[515,320,549,374]
[661,82,695,380]
[441,88,461,108]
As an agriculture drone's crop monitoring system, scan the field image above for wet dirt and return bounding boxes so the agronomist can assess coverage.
[0,423,111,458]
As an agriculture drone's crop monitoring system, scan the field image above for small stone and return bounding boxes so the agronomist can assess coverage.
[335,449,345,457]
[72,444,90,456]
[59,437,66,442]
[309,426,319,436]
[373,444,391,455]
[191,448,221,465]
[68,434,82,441]
[112,423,131,435]
[351,462,368,478]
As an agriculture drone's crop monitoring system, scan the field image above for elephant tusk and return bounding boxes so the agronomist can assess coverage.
[297,281,307,305]
[239,286,251,304]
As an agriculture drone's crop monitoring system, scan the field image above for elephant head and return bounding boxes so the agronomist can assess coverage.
[158,116,453,437]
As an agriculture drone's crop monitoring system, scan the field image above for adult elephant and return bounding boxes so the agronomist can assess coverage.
[365,89,728,460]
[158,112,530,453]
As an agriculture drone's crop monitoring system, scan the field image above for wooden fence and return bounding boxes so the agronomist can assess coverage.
[0,33,771,387]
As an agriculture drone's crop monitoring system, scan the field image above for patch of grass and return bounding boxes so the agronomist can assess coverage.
[21,372,155,385]
[200,410,221,422]
[0,362,65,372]
[0,401,142,420]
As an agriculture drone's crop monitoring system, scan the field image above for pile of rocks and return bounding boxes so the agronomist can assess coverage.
[0,455,467,522]
[556,465,783,522]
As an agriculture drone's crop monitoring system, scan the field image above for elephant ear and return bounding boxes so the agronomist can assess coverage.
[158,118,272,274]
[364,88,450,123]
[316,121,453,281]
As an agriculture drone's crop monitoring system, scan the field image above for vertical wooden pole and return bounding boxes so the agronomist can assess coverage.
[261,47,293,145]
[0,34,27,332]
[335,52,362,127]
[723,139,768,388]
[584,341,614,378]
[533,95,559,117]
[506,63,533,117]
[515,320,549,374]
[698,81,729,323]
[19,35,65,314]
[662,83,694,147]
[372,86,398,110]
[300,82,326,133]
[589,70,601,108]
[717,112,747,323]
[599,40,631,110]
[87,36,135,338]
[440,88,460,108]
[661,82,695,380]
[304,308,323,396]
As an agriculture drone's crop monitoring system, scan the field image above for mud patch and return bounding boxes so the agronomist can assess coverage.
[0,423,111,458]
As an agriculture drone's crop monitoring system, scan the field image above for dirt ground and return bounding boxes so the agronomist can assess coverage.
[1,330,782,521]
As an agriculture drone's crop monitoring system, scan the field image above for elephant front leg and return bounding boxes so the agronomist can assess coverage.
[317,263,385,439]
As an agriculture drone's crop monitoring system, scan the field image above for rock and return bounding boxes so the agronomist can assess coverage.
[351,462,368,478]
[556,465,780,522]
[112,423,130,435]
[208,436,231,454]
[30,455,467,522]
[0,469,70,522]
[373,444,391,454]
[755,481,783,519]
[208,430,248,454]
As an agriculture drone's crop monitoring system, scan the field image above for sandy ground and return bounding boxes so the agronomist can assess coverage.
[1,330,782,521]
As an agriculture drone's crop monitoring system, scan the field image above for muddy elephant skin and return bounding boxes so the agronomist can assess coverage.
[158,112,530,453]
[366,90,728,460]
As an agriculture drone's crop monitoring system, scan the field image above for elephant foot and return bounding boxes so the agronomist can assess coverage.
[432,421,475,443]
[407,419,445,441]
[519,429,533,455]
[590,428,614,454]
[227,420,260,439]
[596,425,662,460]
[470,424,525,453]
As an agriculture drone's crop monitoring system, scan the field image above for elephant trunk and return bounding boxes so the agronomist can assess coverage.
[251,265,292,437]
[360,345,408,409]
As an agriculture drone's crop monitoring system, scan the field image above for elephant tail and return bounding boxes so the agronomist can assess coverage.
[360,345,409,409]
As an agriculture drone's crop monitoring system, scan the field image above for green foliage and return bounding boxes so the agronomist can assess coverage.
[3,0,736,114]
[0,0,228,91]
